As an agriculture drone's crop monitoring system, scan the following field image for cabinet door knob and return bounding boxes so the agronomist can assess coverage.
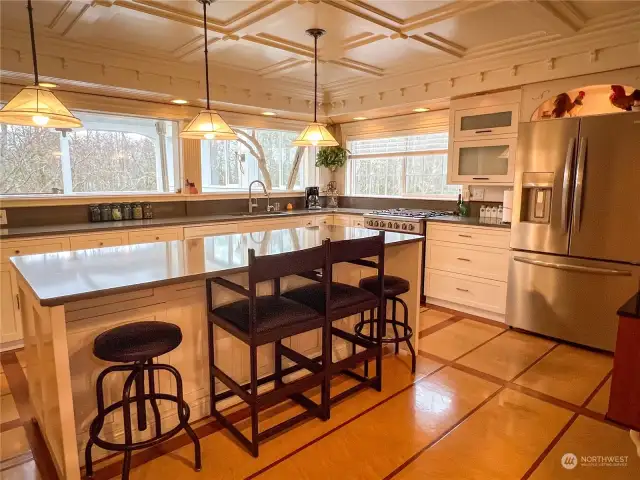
[155,236,160,240]
[14,249,20,254]
[99,242,104,246]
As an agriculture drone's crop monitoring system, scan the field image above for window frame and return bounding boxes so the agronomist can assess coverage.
[345,128,459,200]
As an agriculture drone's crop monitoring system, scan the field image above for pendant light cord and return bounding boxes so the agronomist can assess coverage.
[202,0,210,110]
[313,33,318,123]
[27,0,39,85]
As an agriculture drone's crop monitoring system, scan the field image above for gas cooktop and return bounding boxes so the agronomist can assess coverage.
[363,209,453,234]
[367,208,452,219]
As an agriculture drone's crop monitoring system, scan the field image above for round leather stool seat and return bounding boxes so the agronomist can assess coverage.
[93,321,182,363]
[359,275,410,298]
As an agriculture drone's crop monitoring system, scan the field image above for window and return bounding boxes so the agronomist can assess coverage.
[201,127,311,192]
[347,132,461,198]
[0,111,178,195]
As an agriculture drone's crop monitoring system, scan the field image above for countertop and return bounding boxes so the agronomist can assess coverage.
[618,293,640,319]
[10,226,423,307]
[0,209,510,240]
[0,208,370,239]
[427,215,511,229]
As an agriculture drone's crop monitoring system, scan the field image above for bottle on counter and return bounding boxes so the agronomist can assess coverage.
[132,202,143,220]
[111,204,122,221]
[89,204,101,222]
[99,203,112,222]
[497,205,504,224]
[142,202,153,219]
[457,194,469,217]
[479,205,487,223]
[490,206,498,224]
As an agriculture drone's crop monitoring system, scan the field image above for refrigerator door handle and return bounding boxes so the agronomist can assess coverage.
[513,256,632,276]
[561,138,576,233]
[572,137,587,233]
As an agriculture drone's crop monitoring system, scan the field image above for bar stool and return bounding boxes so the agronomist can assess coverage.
[85,321,201,480]
[355,275,416,373]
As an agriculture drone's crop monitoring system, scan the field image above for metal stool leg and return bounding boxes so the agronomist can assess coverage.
[146,359,162,437]
[275,340,283,388]
[391,298,400,354]
[121,369,138,480]
[364,309,375,378]
[398,297,416,374]
[249,344,259,457]
[135,363,147,432]
[208,320,217,416]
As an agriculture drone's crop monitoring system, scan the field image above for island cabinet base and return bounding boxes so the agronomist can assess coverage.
[13,240,422,478]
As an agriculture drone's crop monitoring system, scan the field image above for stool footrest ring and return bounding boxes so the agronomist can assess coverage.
[354,319,413,343]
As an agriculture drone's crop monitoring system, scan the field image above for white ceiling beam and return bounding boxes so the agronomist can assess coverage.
[408,35,465,58]
[259,58,309,78]
[401,0,498,34]
[527,1,585,35]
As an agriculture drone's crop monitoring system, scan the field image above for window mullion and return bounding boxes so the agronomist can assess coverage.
[60,133,73,194]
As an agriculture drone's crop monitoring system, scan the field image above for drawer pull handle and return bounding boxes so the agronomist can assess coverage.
[14,249,20,254]
[457,257,471,262]
[475,129,493,133]
[472,177,490,180]
[155,236,160,240]
[99,242,104,246]
[456,287,469,292]
[458,234,472,238]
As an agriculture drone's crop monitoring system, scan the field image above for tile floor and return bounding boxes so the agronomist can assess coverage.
[1,307,637,479]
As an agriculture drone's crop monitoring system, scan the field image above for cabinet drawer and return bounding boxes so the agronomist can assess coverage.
[332,215,352,227]
[128,228,181,245]
[184,223,238,239]
[425,269,507,314]
[426,240,509,281]
[314,215,333,226]
[237,218,301,233]
[1,237,70,264]
[69,232,129,250]
[454,103,519,139]
[350,216,365,228]
[427,223,510,249]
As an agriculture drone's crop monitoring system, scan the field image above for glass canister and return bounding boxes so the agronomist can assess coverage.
[111,204,122,221]
[121,203,133,220]
[89,204,101,222]
[142,202,153,219]
[132,202,143,220]
[99,204,112,222]
[327,193,338,208]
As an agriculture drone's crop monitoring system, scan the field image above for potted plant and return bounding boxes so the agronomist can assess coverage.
[315,145,350,172]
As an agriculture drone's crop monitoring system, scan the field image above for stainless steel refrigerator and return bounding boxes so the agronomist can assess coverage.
[507,112,640,351]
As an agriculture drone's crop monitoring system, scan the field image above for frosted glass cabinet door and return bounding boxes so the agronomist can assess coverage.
[449,137,516,184]
[454,104,519,138]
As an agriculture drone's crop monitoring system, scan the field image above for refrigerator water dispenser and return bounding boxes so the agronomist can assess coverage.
[519,172,553,224]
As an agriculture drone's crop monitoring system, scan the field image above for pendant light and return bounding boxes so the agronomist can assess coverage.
[180,0,236,140]
[292,29,338,147]
[0,0,82,128]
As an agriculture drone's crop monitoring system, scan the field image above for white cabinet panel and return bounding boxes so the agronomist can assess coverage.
[449,137,516,185]
[427,223,510,249]
[426,269,507,314]
[1,237,71,264]
[69,232,129,250]
[0,268,21,344]
[453,103,519,139]
[128,228,182,245]
[183,223,238,239]
[426,240,509,282]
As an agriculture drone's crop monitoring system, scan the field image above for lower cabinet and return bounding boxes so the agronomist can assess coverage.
[425,223,511,320]
[69,232,129,250]
[0,268,21,345]
[128,227,182,245]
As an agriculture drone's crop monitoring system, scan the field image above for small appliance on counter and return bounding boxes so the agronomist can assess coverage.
[325,181,339,208]
[305,186,321,209]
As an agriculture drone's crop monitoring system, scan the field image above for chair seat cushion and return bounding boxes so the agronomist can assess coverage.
[93,321,182,363]
[283,282,378,315]
[359,275,410,298]
[212,296,322,335]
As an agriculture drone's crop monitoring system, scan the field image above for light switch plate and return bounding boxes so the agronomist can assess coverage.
[462,186,471,202]
[470,187,485,201]
[0,209,7,225]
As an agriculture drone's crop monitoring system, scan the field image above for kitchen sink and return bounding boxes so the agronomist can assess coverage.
[235,211,290,217]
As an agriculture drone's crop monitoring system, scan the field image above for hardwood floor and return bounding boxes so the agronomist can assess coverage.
[1,307,637,479]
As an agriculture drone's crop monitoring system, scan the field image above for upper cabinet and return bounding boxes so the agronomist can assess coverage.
[448,90,522,185]
[453,103,519,138]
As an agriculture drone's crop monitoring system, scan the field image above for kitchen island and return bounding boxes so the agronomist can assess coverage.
[9,226,423,479]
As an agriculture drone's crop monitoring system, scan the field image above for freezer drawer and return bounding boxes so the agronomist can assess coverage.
[506,251,640,351]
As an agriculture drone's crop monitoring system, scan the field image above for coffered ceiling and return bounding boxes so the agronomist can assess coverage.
[1,0,639,120]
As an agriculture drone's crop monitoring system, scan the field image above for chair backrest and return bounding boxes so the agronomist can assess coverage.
[248,241,328,284]
[330,230,385,265]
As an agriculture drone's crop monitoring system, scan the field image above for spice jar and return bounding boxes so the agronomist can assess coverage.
[132,203,143,220]
[111,204,122,221]
[89,204,101,222]
[99,204,112,222]
[121,203,132,220]
[142,202,153,219]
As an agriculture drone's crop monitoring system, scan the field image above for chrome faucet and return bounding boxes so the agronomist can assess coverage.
[248,180,272,213]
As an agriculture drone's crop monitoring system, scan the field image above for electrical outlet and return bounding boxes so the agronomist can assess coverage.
[470,187,485,201]
[0,209,7,226]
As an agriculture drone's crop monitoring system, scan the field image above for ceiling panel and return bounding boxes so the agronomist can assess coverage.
[571,0,639,20]
[284,61,369,85]
[152,0,265,23]
[362,0,455,21]
[346,37,451,71]
[210,41,295,71]
[0,0,68,29]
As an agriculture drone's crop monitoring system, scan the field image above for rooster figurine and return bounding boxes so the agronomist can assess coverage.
[609,85,640,111]
[551,90,586,118]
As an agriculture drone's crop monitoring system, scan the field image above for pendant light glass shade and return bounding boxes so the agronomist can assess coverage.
[0,85,82,128]
[292,122,338,146]
[0,1,81,129]
[180,0,235,141]
[294,28,338,147]
[180,109,237,140]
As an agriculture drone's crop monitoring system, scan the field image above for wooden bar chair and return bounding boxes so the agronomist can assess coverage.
[283,232,385,413]
[206,241,331,457]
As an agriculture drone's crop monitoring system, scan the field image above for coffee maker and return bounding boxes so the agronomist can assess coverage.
[305,186,321,209]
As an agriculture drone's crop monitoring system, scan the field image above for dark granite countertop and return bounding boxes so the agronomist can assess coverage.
[10,226,423,306]
[618,293,640,319]
[0,208,370,240]
[426,215,511,229]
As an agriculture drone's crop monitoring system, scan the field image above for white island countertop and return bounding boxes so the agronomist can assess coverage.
[10,226,422,307]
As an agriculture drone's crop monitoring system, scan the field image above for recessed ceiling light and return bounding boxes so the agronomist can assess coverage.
[38,82,58,88]
[262,111,276,116]
[171,99,189,105]
[353,116,367,121]
[413,107,430,112]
